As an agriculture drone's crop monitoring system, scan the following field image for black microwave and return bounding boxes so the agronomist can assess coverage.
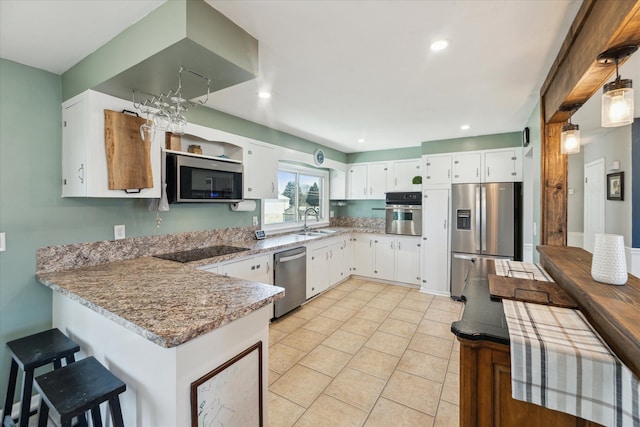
[165,152,243,203]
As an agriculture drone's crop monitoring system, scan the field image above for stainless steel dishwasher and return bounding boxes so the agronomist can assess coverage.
[273,247,307,318]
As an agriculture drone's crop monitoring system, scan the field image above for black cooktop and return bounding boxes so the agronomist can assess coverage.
[154,245,250,263]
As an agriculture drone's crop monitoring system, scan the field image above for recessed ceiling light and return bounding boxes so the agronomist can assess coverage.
[430,39,449,51]
[258,91,271,99]
[460,124,470,130]
[358,138,365,144]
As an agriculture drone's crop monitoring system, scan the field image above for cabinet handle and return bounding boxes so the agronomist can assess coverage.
[272,182,275,193]
[487,167,490,176]
[444,219,447,229]
[77,164,84,184]
[330,250,333,259]
[394,178,398,186]
[326,252,329,260]
[266,261,270,274]
[369,240,372,247]
[363,187,367,195]
[398,241,401,250]
[476,168,479,177]
[390,241,394,250]
[447,169,450,178]
[370,187,373,195]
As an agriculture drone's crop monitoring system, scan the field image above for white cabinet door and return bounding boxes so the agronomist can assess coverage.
[421,189,450,295]
[329,169,346,200]
[244,143,278,199]
[351,234,373,276]
[221,254,272,284]
[391,160,421,191]
[328,241,346,285]
[372,235,395,281]
[61,90,162,198]
[452,153,481,183]
[395,236,421,285]
[367,163,389,199]
[308,245,330,298]
[347,164,368,199]
[483,148,522,182]
[423,154,452,186]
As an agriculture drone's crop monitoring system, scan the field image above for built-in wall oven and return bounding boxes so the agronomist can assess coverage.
[385,192,422,236]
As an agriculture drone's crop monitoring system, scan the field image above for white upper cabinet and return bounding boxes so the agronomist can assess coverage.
[423,154,452,187]
[329,169,347,200]
[452,153,481,183]
[367,163,389,199]
[391,160,421,191]
[483,148,522,182]
[62,90,162,198]
[347,164,368,199]
[244,142,278,199]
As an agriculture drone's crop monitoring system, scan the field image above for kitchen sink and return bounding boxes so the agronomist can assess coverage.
[297,229,339,237]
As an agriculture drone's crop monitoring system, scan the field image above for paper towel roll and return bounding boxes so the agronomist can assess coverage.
[230,200,257,212]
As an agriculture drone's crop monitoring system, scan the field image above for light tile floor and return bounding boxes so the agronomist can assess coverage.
[269,278,464,427]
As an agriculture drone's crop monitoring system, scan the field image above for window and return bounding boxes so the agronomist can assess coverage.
[263,164,328,230]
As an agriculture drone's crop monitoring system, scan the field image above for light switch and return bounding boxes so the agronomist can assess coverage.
[114,225,126,240]
[0,232,5,252]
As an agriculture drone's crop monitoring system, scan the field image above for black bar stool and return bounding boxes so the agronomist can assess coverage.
[35,356,126,427]
[3,328,80,427]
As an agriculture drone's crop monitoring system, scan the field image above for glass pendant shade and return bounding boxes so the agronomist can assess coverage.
[561,123,580,154]
[602,78,634,127]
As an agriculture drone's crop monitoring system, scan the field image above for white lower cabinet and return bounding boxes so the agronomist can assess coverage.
[219,254,272,284]
[421,189,450,295]
[350,234,373,277]
[395,236,421,285]
[307,237,349,298]
[372,235,396,281]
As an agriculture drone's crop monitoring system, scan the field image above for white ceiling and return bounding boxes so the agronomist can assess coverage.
[1,0,591,153]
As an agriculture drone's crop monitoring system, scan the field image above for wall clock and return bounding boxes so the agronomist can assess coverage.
[313,148,325,166]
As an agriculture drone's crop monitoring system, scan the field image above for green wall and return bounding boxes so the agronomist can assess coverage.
[346,146,421,164]
[0,58,286,406]
[334,200,385,218]
[421,131,522,154]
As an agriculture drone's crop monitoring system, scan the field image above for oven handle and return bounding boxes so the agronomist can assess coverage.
[385,205,422,210]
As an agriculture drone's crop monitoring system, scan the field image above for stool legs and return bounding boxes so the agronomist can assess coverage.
[108,397,125,427]
[17,369,34,427]
[3,360,18,425]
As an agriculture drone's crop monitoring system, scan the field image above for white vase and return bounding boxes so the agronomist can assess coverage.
[591,234,628,285]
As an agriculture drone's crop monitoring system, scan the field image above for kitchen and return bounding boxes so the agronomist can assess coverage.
[1,1,639,426]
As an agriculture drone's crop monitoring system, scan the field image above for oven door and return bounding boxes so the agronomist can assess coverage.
[385,205,422,236]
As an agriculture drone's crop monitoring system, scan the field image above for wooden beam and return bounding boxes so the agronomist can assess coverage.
[541,122,567,246]
[542,0,640,124]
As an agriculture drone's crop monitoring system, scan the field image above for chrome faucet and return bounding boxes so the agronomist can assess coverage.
[303,207,319,233]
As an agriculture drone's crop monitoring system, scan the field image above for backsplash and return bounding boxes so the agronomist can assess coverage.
[37,226,258,274]
[330,216,385,229]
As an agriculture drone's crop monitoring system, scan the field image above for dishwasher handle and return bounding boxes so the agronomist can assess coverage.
[278,252,306,263]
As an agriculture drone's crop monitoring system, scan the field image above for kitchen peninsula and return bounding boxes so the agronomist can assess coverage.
[35,233,289,426]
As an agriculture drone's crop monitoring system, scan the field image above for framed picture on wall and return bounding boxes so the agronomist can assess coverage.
[191,342,263,427]
[606,172,624,201]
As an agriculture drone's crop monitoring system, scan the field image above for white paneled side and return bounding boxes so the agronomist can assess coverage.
[567,232,584,249]
[626,247,640,278]
[522,243,534,263]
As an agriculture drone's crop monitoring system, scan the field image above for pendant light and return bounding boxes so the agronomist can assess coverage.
[560,104,582,155]
[597,45,638,127]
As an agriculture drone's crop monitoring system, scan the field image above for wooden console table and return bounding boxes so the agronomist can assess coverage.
[538,245,640,378]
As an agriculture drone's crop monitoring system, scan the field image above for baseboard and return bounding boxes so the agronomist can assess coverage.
[0,394,40,422]
[419,287,451,297]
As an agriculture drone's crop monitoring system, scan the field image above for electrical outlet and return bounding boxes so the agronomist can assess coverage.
[0,232,5,252]
[252,216,258,226]
[330,211,335,218]
[114,225,126,240]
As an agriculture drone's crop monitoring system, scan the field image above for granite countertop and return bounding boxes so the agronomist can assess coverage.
[450,277,510,345]
[36,226,383,349]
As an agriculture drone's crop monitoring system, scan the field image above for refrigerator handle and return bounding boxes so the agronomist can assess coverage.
[475,186,481,252]
[481,186,487,251]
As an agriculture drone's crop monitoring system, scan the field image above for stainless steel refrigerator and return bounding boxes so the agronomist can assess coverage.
[450,182,522,299]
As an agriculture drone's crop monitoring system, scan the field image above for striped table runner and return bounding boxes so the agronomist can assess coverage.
[503,299,640,426]
[494,259,555,282]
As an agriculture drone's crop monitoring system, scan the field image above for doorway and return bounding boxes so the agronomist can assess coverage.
[583,158,605,253]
